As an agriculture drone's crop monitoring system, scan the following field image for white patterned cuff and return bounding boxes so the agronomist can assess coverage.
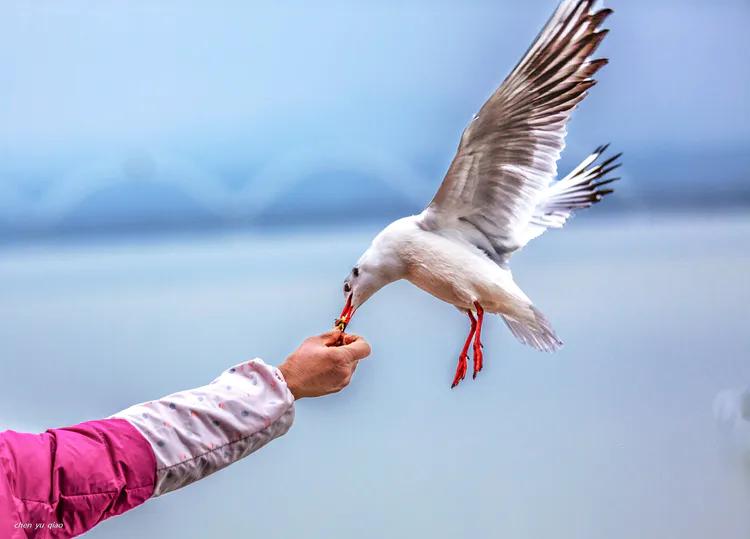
[112,358,295,496]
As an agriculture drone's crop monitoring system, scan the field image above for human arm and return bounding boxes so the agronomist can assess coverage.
[0,331,370,538]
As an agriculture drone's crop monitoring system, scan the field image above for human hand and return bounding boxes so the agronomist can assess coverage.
[278,331,371,399]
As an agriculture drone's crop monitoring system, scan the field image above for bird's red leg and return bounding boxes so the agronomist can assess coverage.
[451,310,477,388]
[472,302,485,379]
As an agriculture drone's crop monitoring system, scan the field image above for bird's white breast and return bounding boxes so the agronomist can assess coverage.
[380,216,530,314]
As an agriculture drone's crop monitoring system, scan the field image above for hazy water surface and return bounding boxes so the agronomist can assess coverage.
[1,214,749,539]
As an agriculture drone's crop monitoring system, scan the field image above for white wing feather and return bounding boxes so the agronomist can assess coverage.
[420,0,613,265]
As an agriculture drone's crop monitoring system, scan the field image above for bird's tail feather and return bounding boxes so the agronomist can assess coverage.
[502,306,563,353]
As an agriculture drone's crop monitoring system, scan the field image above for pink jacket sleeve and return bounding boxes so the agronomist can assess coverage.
[0,358,295,538]
[0,419,156,538]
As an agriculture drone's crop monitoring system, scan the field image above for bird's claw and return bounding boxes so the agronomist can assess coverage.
[472,343,484,379]
[451,353,469,388]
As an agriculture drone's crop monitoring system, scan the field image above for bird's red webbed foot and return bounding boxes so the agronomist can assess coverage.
[451,310,477,388]
[472,302,485,379]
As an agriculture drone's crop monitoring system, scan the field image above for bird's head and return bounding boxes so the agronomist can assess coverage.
[335,232,407,331]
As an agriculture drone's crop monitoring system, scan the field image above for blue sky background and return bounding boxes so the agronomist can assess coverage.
[1,0,749,238]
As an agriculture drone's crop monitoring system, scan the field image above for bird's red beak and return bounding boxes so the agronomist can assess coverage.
[335,293,356,331]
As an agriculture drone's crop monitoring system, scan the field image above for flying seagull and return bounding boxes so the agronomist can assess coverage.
[336,0,621,387]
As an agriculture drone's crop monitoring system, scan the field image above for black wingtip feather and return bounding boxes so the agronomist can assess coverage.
[595,142,611,155]
[590,8,614,28]
[599,162,622,176]
[590,58,609,68]
[592,176,620,188]
[598,151,623,168]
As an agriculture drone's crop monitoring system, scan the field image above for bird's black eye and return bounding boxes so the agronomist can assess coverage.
[352,266,359,277]
[343,282,351,293]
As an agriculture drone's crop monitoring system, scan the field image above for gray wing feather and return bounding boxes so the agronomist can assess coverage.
[421,0,612,264]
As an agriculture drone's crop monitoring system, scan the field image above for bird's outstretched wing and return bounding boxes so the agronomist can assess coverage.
[420,0,612,265]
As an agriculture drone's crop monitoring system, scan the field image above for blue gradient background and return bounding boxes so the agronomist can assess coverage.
[1,1,749,538]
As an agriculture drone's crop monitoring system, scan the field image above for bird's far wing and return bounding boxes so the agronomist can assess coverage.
[420,0,612,264]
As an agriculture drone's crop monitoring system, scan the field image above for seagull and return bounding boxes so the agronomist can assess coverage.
[335,0,622,387]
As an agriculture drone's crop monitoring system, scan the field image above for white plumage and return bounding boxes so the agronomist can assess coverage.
[336,0,622,387]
